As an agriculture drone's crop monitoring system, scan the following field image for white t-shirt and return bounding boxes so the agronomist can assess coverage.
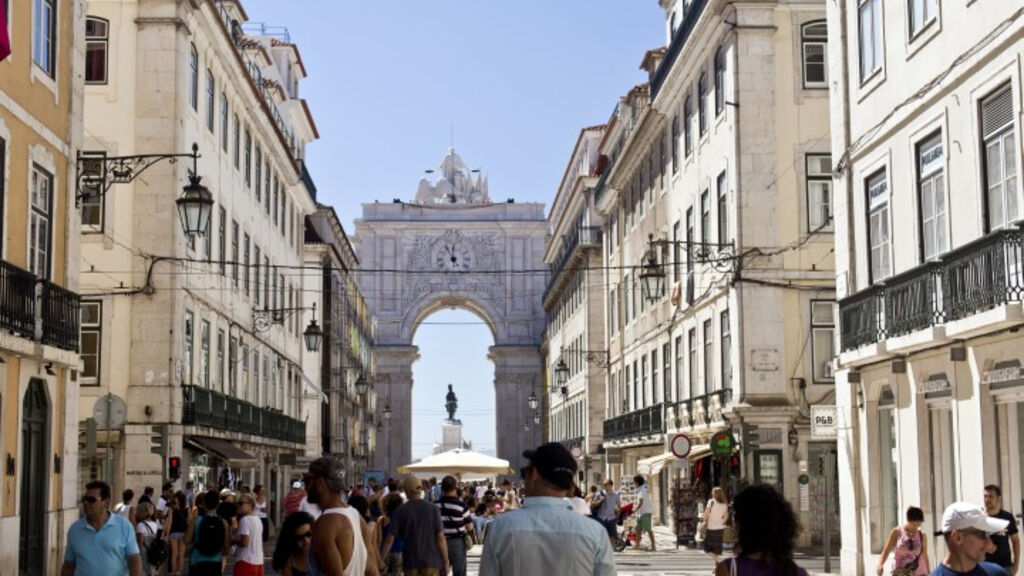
[568,496,590,516]
[706,499,730,530]
[636,485,653,515]
[299,496,321,520]
[115,503,132,519]
[156,497,169,517]
[235,514,264,565]
[136,519,159,540]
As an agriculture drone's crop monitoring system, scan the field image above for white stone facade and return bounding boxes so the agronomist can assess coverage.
[79,0,318,523]
[590,0,836,544]
[542,125,609,486]
[829,0,1024,573]
[354,149,549,476]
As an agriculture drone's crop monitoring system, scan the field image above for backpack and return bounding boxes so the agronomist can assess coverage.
[142,522,167,567]
[195,514,225,557]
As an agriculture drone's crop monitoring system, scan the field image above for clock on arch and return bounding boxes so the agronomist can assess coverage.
[432,238,473,271]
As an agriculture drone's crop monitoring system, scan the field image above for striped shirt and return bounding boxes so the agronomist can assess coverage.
[436,495,471,539]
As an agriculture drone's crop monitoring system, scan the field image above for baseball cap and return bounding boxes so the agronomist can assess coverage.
[400,476,423,495]
[522,442,577,490]
[291,481,303,489]
[941,502,1009,534]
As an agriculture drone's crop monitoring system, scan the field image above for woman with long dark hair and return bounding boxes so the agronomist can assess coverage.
[272,511,315,576]
[714,484,807,576]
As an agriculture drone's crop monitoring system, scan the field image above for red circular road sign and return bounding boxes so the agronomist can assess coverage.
[670,433,692,459]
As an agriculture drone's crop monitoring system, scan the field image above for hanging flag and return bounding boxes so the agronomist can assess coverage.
[0,1,10,63]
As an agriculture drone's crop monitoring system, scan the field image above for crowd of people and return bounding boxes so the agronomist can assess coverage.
[62,446,1021,576]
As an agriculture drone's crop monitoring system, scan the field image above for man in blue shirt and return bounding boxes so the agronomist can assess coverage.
[61,480,141,576]
[480,442,615,576]
[931,502,1010,576]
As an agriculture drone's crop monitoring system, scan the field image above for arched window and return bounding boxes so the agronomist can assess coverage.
[85,17,108,84]
[714,46,726,115]
[802,20,828,88]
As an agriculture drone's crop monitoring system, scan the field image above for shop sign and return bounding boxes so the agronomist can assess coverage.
[983,365,1022,384]
[669,433,692,459]
[920,378,950,394]
[710,430,736,457]
[811,405,837,439]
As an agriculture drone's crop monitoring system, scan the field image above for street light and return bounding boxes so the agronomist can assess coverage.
[355,374,369,396]
[528,391,539,411]
[533,412,541,425]
[638,234,665,304]
[303,313,323,353]
[554,358,569,387]
[78,142,213,238]
[382,403,392,421]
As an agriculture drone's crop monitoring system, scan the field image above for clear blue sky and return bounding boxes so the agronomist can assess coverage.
[243,1,665,459]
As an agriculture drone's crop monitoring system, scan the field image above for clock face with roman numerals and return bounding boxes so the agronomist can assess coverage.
[432,241,473,271]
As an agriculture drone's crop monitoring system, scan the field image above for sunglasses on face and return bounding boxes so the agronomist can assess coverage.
[81,496,99,504]
[295,531,313,540]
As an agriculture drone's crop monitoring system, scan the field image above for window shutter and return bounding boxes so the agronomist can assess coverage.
[982,86,1014,139]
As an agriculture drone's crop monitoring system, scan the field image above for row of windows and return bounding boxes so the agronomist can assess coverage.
[552,399,586,442]
[865,84,1017,283]
[858,0,939,83]
[609,302,834,417]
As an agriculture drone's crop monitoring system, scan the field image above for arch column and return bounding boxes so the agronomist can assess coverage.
[372,345,419,477]
[490,345,543,474]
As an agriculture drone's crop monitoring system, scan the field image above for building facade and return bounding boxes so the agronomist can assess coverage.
[0,1,84,573]
[542,125,609,487]
[594,0,836,545]
[830,0,1024,572]
[303,204,376,482]
[79,0,318,523]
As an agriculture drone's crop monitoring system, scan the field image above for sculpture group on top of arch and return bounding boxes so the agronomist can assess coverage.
[414,148,491,205]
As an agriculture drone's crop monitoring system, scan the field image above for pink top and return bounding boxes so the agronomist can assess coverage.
[893,527,927,576]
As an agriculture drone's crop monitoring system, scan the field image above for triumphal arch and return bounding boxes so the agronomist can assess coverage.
[353,149,548,475]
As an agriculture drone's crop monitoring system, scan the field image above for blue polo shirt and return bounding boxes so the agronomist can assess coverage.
[64,511,139,575]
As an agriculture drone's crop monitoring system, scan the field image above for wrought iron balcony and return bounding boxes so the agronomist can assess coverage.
[182,384,305,444]
[0,260,37,339]
[544,226,602,303]
[41,281,81,351]
[300,159,317,201]
[884,263,943,338]
[840,227,1024,352]
[603,403,663,442]
[650,0,709,101]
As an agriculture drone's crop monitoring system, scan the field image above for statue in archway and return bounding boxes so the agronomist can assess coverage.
[445,384,458,421]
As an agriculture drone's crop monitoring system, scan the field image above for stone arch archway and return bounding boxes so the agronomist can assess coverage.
[354,150,548,474]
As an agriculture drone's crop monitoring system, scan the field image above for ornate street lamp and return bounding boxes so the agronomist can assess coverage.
[382,403,392,421]
[355,373,369,396]
[303,314,323,353]
[78,142,213,238]
[639,234,665,304]
[555,358,569,387]
[528,391,539,411]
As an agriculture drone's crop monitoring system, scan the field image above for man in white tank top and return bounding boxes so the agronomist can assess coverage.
[305,457,381,576]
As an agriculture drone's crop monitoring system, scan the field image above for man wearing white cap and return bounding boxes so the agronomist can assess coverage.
[932,502,1010,576]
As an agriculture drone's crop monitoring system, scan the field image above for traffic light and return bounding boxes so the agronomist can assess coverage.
[150,424,167,458]
[168,456,181,480]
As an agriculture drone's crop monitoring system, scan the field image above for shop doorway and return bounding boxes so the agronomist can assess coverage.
[19,379,49,576]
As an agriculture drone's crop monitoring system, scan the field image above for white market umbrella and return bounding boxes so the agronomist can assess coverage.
[396,448,514,477]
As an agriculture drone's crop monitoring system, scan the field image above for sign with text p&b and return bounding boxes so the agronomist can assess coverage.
[810,405,837,439]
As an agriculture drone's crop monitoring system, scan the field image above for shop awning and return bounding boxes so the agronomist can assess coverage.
[637,451,677,475]
[686,444,713,461]
[187,437,258,468]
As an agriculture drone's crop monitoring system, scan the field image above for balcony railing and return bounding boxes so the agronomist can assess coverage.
[840,228,1024,352]
[603,403,663,442]
[41,281,81,351]
[300,159,317,201]
[182,384,305,444]
[0,260,37,339]
[544,226,602,302]
[671,388,733,428]
[650,0,709,101]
